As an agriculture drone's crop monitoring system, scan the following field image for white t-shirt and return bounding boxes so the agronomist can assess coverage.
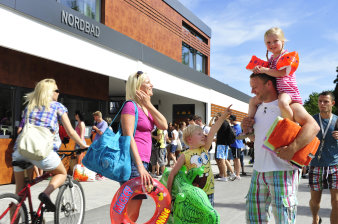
[253,100,297,172]
[171,129,178,145]
[202,125,210,135]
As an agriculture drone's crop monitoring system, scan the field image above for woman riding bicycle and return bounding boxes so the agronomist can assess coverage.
[12,78,88,212]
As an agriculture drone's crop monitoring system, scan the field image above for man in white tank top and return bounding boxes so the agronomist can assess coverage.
[242,73,319,223]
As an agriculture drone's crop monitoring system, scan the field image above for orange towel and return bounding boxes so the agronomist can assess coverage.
[246,55,269,70]
[267,118,320,167]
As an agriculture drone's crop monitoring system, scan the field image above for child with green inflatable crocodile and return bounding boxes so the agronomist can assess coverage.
[167,105,232,207]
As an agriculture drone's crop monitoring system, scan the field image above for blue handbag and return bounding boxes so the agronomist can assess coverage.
[82,101,138,182]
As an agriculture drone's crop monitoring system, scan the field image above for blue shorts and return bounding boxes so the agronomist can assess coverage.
[170,144,177,153]
[215,145,228,159]
[227,148,234,160]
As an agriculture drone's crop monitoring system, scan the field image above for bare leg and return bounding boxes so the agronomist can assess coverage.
[127,199,142,222]
[278,93,293,120]
[43,163,67,196]
[330,189,338,224]
[309,190,322,224]
[233,158,241,177]
[169,153,176,167]
[216,158,226,178]
[14,168,34,194]
[224,160,234,174]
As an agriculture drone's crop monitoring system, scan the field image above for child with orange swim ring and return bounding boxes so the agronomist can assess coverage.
[247,27,302,133]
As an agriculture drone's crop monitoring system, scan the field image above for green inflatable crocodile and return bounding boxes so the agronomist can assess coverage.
[160,166,220,224]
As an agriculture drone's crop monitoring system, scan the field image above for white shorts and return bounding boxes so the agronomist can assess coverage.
[12,150,61,172]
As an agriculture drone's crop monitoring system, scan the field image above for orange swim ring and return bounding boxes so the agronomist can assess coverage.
[110,177,172,224]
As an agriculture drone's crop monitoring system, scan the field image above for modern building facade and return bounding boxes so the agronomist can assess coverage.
[0,0,250,184]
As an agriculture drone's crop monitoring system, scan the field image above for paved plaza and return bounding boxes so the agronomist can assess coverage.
[0,156,332,223]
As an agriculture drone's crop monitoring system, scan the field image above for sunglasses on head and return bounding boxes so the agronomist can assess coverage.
[136,71,143,79]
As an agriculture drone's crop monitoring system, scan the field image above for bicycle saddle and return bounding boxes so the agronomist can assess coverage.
[12,161,33,169]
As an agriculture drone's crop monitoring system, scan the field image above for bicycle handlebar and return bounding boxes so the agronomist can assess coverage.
[57,148,89,159]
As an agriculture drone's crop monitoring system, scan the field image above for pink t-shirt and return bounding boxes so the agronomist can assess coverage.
[269,50,302,104]
[121,101,154,163]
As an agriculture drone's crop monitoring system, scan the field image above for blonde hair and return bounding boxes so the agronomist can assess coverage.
[182,125,203,145]
[25,78,56,112]
[264,27,287,60]
[92,111,102,118]
[125,71,148,102]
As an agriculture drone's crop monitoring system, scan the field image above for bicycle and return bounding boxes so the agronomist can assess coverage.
[0,148,88,224]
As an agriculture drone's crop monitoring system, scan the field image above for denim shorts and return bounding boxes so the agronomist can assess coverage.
[170,144,177,153]
[12,150,61,172]
[120,161,149,200]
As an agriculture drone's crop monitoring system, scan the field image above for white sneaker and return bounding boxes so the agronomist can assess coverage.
[229,173,236,181]
[217,177,228,182]
[235,175,241,180]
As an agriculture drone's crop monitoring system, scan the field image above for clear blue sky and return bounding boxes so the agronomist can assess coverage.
[178,0,338,102]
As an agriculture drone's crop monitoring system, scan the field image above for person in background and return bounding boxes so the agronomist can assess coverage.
[12,79,88,212]
[214,112,236,181]
[309,91,338,224]
[69,110,86,172]
[229,115,244,180]
[178,122,187,152]
[120,71,167,222]
[171,123,179,161]
[92,111,108,142]
[105,117,113,131]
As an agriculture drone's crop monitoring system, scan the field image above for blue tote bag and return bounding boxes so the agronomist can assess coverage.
[82,101,138,182]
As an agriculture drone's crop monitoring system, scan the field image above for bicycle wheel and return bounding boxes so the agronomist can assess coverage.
[0,193,28,224]
[55,180,85,224]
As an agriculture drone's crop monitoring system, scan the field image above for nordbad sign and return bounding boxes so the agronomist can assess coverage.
[61,10,100,38]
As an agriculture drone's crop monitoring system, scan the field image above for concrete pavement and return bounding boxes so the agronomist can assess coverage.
[0,156,333,223]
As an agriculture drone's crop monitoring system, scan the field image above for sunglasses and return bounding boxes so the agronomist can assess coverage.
[54,89,60,93]
[136,71,143,79]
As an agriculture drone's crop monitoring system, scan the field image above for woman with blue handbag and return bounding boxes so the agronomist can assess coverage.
[121,71,168,222]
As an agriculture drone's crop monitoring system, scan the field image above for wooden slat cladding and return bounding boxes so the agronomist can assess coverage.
[104,0,210,73]
[211,104,248,122]
[0,47,108,101]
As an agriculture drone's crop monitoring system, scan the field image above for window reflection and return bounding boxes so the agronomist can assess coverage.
[0,87,13,138]
[57,0,101,22]
[182,42,206,74]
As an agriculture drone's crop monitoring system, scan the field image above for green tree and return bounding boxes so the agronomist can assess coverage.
[304,92,319,115]
[333,66,338,114]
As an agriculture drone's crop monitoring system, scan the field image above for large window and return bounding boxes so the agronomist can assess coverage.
[57,0,101,22]
[182,42,206,74]
[182,22,208,44]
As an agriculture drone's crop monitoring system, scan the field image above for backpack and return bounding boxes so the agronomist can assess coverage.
[59,124,70,147]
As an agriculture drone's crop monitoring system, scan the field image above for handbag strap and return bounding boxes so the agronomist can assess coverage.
[110,100,138,136]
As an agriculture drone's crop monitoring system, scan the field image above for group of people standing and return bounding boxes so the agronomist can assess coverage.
[9,25,338,224]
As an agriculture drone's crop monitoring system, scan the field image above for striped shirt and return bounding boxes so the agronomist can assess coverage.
[269,50,302,104]
[17,101,68,151]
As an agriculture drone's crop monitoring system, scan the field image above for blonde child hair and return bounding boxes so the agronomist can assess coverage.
[264,27,287,60]
[25,78,57,113]
[182,125,203,145]
[125,71,148,102]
